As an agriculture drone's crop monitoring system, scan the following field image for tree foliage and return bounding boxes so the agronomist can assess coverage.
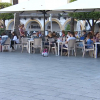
[69,12,100,21]
[0,2,14,31]
[70,0,77,3]
[0,2,14,20]
[65,24,70,35]
[68,0,100,33]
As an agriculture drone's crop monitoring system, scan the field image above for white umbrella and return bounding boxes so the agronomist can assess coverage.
[0,0,66,13]
[0,0,67,34]
[54,0,100,12]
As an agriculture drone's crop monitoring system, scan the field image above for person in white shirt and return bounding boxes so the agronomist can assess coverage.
[66,31,71,38]
[65,32,76,47]
[10,32,19,50]
[75,31,79,38]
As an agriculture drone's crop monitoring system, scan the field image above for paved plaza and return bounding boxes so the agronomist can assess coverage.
[0,51,100,100]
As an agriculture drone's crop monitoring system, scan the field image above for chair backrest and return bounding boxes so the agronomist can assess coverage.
[21,37,28,44]
[4,38,11,45]
[34,38,42,46]
[76,40,85,49]
[68,39,76,50]
[45,37,48,42]
[48,38,55,43]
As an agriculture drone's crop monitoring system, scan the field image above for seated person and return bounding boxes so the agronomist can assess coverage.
[93,32,99,42]
[80,30,87,40]
[64,32,76,48]
[10,32,19,50]
[52,31,56,37]
[1,32,8,45]
[47,31,52,38]
[86,34,94,49]
[75,31,79,38]
[93,32,100,56]
[66,31,71,38]
[33,32,39,39]
[43,31,52,46]
[99,33,100,40]
[52,31,57,40]
[61,32,76,55]
[38,31,43,37]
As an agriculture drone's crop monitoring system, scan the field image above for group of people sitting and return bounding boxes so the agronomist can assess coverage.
[0,31,19,52]
[0,29,100,56]
[44,30,100,56]
[63,30,100,56]
[81,30,100,56]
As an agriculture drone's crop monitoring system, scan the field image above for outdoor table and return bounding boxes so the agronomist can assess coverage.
[28,39,34,53]
[94,42,100,58]
[57,41,65,56]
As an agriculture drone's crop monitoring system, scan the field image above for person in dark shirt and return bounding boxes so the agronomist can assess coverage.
[82,30,87,38]
[80,30,87,40]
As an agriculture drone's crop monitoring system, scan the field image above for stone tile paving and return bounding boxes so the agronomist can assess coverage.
[0,51,100,100]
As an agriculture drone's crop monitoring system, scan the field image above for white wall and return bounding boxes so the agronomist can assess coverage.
[46,21,60,32]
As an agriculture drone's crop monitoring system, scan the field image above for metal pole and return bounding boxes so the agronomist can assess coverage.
[43,10,45,36]
[50,14,52,32]
[13,13,16,31]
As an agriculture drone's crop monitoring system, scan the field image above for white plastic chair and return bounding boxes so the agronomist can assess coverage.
[61,39,76,57]
[82,42,94,57]
[21,37,28,53]
[31,38,42,53]
[2,38,11,52]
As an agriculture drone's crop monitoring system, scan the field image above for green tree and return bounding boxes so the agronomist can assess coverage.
[68,0,100,34]
[0,2,14,31]
[65,24,70,35]
[70,0,76,2]
[69,12,100,33]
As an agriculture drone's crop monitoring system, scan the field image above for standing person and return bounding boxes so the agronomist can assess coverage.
[19,25,25,38]
[62,30,65,37]
[22,24,26,36]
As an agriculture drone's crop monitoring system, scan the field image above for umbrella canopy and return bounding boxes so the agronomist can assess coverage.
[0,0,67,34]
[0,0,67,13]
[54,0,100,12]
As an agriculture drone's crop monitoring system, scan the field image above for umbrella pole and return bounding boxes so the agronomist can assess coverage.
[43,10,45,36]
